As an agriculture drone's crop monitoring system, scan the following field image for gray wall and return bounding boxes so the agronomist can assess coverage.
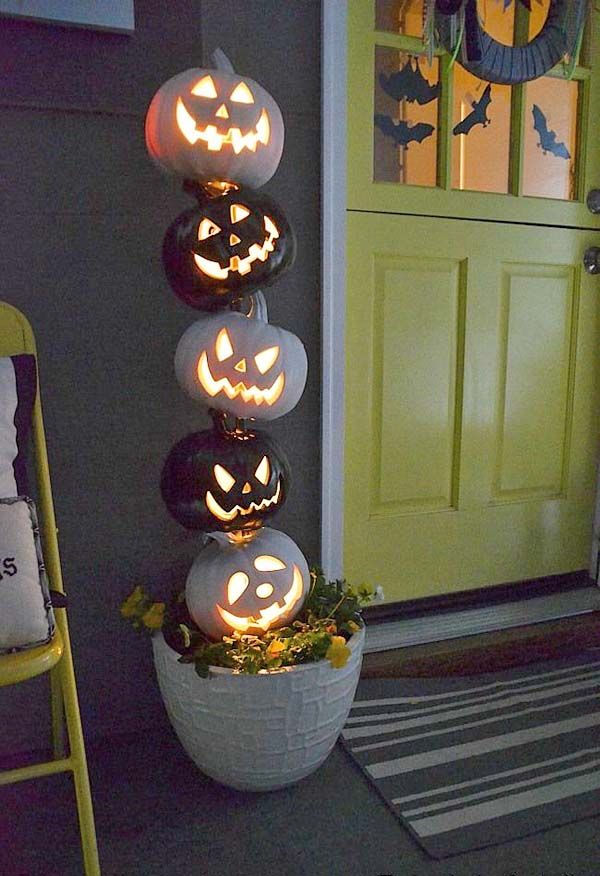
[0,0,321,752]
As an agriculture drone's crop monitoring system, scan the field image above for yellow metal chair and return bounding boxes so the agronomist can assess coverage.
[0,301,101,876]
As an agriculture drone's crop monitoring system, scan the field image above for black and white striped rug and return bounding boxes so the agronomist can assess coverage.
[340,653,600,859]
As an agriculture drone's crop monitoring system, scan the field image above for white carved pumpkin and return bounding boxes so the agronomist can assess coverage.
[174,311,307,421]
[145,60,284,188]
[186,528,310,641]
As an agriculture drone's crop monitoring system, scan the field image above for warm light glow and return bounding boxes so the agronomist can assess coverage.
[234,358,246,373]
[215,103,229,119]
[205,479,281,522]
[255,110,270,146]
[197,351,285,406]
[214,464,235,493]
[256,583,274,598]
[227,571,249,604]
[230,203,250,223]
[254,455,270,485]
[263,215,278,237]
[230,81,255,104]
[191,75,218,98]
[254,346,279,374]
[215,328,234,361]
[254,555,286,571]
[193,216,279,280]
[176,99,271,152]
[198,217,221,241]
[226,530,259,546]
[217,564,305,632]
[229,233,241,246]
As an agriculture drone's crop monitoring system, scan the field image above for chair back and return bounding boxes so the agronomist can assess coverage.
[0,301,65,598]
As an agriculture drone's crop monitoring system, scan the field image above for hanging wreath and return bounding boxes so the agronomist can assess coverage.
[434,0,587,85]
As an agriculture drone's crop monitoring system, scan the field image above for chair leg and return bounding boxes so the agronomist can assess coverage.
[50,666,66,759]
[56,648,101,876]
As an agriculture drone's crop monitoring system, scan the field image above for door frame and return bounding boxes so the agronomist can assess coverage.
[320,0,600,588]
[321,0,347,578]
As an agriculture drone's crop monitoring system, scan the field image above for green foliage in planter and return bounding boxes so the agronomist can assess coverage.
[121,568,381,676]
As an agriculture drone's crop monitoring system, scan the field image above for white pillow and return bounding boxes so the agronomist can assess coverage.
[0,497,55,653]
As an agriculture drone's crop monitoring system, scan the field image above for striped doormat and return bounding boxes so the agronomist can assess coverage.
[340,653,600,859]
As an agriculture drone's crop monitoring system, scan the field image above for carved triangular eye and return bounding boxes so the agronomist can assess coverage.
[230,82,254,104]
[214,464,235,492]
[228,571,249,605]
[254,455,270,485]
[230,203,251,224]
[254,555,286,571]
[191,75,218,98]
[254,346,279,374]
[198,218,221,241]
[215,328,234,361]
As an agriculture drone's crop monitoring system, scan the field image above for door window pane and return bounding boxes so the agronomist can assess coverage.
[375,0,424,38]
[479,0,515,44]
[451,68,512,194]
[374,48,439,186]
[522,77,579,200]
[529,0,549,38]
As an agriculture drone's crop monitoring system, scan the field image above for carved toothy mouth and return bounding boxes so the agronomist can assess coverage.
[216,564,304,632]
[193,217,280,280]
[197,352,285,406]
[176,99,271,153]
[205,478,282,522]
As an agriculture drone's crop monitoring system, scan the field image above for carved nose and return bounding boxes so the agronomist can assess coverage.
[216,103,229,119]
[242,482,252,494]
[234,358,246,373]
[230,233,241,246]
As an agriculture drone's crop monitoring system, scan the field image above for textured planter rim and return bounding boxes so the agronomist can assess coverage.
[156,623,365,675]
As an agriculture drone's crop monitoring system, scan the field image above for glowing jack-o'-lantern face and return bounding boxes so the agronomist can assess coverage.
[185,527,310,640]
[162,185,295,310]
[175,75,270,155]
[160,427,291,533]
[175,312,307,421]
[145,65,284,188]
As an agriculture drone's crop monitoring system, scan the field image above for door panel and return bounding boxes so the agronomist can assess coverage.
[373,255,464,513]
[345,212,599,601]
[494,264,576,500]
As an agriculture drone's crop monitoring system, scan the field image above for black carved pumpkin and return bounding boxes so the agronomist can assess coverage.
[163,183,296,310]
[160,427,291,532]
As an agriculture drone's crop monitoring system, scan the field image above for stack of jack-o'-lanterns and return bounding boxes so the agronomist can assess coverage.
[146,50,310,643]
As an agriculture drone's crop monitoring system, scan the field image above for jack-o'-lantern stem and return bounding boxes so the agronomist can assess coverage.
[209,408,251,440]
[210,48,235,74]
[183,178,239,203]
[225,528,261,545]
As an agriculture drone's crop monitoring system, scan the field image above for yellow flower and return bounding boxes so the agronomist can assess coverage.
[347,620,361,634]
[266,638,286,656]
[141,602,165,630]
[326,635,351,669]
[120,585,146,618]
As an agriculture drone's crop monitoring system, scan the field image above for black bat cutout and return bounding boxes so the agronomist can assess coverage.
[532,104,571,160]
[453,83,492,136]
[379,56,440,106]
[375,114,435,147]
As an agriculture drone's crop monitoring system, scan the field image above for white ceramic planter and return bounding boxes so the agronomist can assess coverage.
[152,626,365,791]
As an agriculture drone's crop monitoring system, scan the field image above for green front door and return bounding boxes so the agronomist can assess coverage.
[345,0,600,602]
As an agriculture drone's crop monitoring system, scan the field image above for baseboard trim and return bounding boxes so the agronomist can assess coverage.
[363,585,600,654]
